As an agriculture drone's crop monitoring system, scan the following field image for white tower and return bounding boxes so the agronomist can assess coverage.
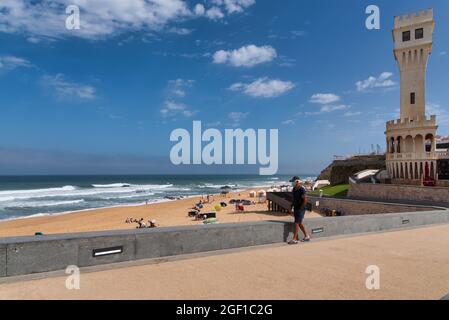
[392,8,435,120]
[385,9,441,185]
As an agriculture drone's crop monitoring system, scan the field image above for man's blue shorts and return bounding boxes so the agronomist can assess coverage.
[294,208,306,224]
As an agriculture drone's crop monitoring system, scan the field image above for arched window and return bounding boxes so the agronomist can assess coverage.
[425,134,434,152]
[390,137,395,153]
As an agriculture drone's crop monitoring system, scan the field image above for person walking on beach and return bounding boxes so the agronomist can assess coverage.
[288,176,311,245]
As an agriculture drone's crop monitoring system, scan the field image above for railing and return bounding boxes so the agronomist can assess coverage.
[267,192,292,212]
[386,152,449,160]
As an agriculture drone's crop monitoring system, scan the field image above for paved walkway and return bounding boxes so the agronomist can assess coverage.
[1,224,449,300]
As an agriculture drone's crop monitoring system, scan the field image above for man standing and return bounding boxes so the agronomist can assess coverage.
[288,176,311,245]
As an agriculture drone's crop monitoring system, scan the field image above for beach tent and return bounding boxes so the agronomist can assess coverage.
[249,191,256,198]
[257,190,266,196]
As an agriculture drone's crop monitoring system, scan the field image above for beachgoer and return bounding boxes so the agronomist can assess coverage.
[148,219,157,228]
[288,176,311,245]
[137,218,146,228]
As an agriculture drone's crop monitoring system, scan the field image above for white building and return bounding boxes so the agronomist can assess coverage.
[385,8,449,186]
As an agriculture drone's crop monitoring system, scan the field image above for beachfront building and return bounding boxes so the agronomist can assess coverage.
[385,8,449,186]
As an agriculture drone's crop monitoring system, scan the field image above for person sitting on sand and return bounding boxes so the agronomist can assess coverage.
[125,217,133,224]
[148,219,157,228]
[137,218,146,228]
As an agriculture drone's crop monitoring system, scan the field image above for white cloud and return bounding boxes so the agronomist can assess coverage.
[167,27,193,35]
[290,30,306,38]
[302,104,350,116]
[41,74,96,100]
[0,55,32,70]
[160,100,196,118]
[0,0,254,40]
[228,111,249,126]
[168,78,195,97]
[230,77,295,98]
[213,45,277,67]
[211,0,255,14]
[282,119,295,125]
[356,72,396,92]
[344,111,362,117]
[309,93,340,105]
[194,3,206,15]
[320,104,350,112]
[205,7,225,20]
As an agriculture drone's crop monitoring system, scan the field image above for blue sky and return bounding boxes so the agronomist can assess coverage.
[1,0,448,175]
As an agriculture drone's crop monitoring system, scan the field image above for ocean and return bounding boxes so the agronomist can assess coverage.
[0,174,317,221]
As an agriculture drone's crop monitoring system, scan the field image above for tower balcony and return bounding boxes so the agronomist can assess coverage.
[386,150,449,161]
[386,115,437,131]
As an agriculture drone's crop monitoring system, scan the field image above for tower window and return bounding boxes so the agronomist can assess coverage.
[415,28,424,39]
[410,92,416,105]
[402,31,411,42]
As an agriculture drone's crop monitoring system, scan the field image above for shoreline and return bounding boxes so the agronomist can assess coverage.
[0,184,274,223]
[0,187,318,238]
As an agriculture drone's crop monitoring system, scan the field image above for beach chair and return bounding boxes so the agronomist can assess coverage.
[235,204,245,213]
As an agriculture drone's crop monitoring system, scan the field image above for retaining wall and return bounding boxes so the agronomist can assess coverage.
[1,208,449,278]
[308,196,438,215]
[348,182,449,204]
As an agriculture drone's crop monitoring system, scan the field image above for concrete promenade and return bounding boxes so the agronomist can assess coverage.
[1,223,448,300]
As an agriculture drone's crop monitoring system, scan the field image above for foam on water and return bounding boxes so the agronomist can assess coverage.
[0,175,316,221]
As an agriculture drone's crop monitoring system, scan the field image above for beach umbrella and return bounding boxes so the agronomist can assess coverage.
[214,204,222,211]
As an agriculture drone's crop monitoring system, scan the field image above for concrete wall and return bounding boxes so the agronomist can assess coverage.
[0,244,6,277]
[302,210,449,239]
[348,182,449,204]
[1,210,449,278]
[308,196,437,215]
[0,222,286,277]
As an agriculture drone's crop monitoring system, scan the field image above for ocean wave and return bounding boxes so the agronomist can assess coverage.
[92,183,131,188]
[5,199,85,209]
[99,193,156,200]
[0,185,77,197]
[0,187,135,202]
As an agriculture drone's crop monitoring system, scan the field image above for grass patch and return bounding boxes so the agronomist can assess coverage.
[308,184,349,198]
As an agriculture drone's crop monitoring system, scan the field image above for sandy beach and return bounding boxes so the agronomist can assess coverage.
[0,189,319,238]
